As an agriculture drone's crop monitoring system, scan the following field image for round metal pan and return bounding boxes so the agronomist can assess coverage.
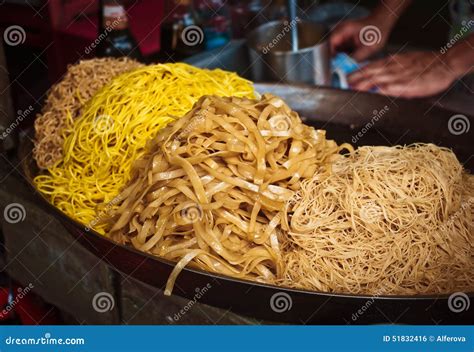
[19,84,474,324]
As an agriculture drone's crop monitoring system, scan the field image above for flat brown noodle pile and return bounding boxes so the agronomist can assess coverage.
[107,94,350,294]
[283,144,474,295]
[33,57,143,169]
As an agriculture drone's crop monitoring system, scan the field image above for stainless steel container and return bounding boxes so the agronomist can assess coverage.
[246,20,330,85]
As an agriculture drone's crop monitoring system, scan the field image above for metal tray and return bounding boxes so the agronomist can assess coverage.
[19,84,474,324]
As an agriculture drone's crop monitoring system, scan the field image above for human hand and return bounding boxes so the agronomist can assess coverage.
[330,14,393,61]
[348,51,457,98]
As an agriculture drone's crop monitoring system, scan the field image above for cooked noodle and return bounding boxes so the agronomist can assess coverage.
[33,58,143,169]
[33,62,473,296]
[34,63,255,234]
[107,94,351,294]
[282,144,474,295]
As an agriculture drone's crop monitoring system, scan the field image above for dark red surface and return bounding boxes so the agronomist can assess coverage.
[0,0,164,80]
[0,283,60,324]
[60,0,164,56]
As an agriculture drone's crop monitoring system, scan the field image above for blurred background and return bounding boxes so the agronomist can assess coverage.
[0,0,454,135]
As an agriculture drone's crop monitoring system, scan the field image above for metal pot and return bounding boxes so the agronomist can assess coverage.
[246,20,330,85]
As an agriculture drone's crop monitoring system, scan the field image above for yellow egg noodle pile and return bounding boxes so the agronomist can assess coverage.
[283,144,474,295]
[34,63,255,234]
[106,94,350,295]
[33,57,143,169]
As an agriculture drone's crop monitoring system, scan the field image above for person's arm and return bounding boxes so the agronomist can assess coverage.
[446,33,474,78]
[348,33,474,98]
[330,0,412,60]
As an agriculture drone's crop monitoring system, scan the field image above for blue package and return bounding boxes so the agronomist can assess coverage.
[331,52,377,91]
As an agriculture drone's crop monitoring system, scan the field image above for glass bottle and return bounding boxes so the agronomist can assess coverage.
[160,0,204,60]
[96,0,142,60]
[196,0,231,50]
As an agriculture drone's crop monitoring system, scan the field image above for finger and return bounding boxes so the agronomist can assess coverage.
[379,82,443,99]
[351,46,376,61]
[349,58,396,85]
[350,79,377,92]
[330,23,356,53]
[377,82,410,97]
[351,70,401,91]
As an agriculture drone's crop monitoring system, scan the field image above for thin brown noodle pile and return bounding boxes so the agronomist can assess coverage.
[33,57,143,169]
[283,144,474,295]
[107,94,351,295]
